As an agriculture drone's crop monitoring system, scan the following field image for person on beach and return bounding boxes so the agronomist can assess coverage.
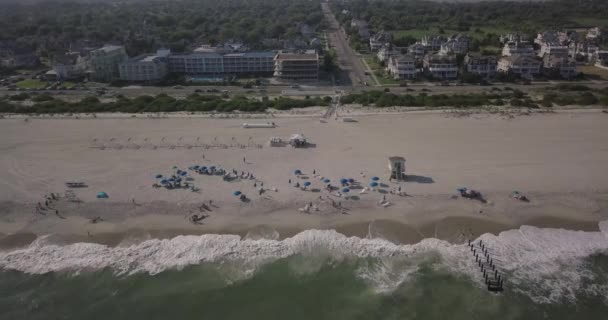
[254,182,257,188]
[313,169,316,175]
[289,179,292,184]
[243,157,246,163]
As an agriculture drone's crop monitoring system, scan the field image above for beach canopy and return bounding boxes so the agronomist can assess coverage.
[369,182,379,187]
[304,181,312,186]
[340,178,348,184]
[155,174,163,179]
[294,169,302,175]
[323,179,331,183]
[96,192,109,199]
[342,188,350,193]
[371,176,380,181]
[233,191,242,196]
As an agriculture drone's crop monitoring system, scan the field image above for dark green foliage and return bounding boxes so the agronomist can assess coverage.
[0,94,329,114]
[0,0,323,56]
[340,91,518,108]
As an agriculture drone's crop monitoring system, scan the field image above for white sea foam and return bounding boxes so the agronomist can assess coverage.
[1,221,608,304]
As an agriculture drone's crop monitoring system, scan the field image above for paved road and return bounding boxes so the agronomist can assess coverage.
[322,2,375,87]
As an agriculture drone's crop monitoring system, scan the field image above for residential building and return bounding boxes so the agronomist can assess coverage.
[369,32,392,51]
[387,54,417,80]
[535,31,559,46]
[274,51,319,81]
[0,42,39,68]
[89,45,127,82]
[421,35,446,51]
[168,52,224,75]
[596,50,608,67]
[351,19,370,40]
[497,55,541,79]
[499,33,527,45]
[539,43,569,58]
[586,27,601,40]
[222,51,275,75]
[440,34,470,55]
[408,43,426,61]
[119,50,169,82]
[574,41,600,61]
[51,52,88,80]
[542,55,577,79]
[464,54,498,78]
[377,44,399,63]
[502,41,535,57]
[423,54,458,80]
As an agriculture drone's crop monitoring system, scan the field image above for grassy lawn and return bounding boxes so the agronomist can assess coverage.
[578,65,608,81]
[16,79,47,89]
[362,55,400,85]
[570,18,608,28]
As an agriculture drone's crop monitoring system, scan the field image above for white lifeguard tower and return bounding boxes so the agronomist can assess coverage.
[388,156,406,180]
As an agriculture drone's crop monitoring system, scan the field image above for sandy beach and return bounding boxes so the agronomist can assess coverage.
[1,109,608,247]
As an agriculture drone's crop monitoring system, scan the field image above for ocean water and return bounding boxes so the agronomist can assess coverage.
[1,222,608,320]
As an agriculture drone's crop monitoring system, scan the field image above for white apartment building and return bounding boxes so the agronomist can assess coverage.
[387,54,417,80]
[119,50,169,82]
[89,45,127,82]
[51,52,88,80]
[497,55,541,79]
[423,54,458,80]
[168,52,224,75]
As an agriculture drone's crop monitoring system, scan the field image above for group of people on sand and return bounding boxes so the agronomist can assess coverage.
[36,193,64,219]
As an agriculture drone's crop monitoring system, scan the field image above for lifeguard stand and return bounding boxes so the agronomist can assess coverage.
[388,156,406,180]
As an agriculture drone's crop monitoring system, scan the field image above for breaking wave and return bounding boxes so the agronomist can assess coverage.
[1,221,608,304]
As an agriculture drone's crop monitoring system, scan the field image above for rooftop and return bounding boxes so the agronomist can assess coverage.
[275,52,318,61]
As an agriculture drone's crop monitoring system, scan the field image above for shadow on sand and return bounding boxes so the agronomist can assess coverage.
[406,175,435,184]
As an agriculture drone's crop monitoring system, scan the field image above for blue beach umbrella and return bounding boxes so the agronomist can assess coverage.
[155,174,163,179]
[342,188,350,193]
[180,171,187,176]
[294,169,302,175]
[371,176,380,181]
[96,192,109,199]
[348,178,355,183]
[161,179,169,184]
[233,191,242,196]
[369,182,379,187]
[340,178,348,184]
[323,179,331,183]
[304,181,312,187]
[201,166,207,170]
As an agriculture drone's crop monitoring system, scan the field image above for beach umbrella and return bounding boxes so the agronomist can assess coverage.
[342,188,350,193]
[348,178,355,184]
[169,178,175,182]
[201,166,207,170]
[371,176,380,181]
[155,174,163,179]
[294,169,302,175]
[340,178,348,184]
[193,165,200,169]
[180,171,187,176]
[161,179,169,184]
[323,179,331,183]
[369,182,379,187]
[233,191,242,196]
[209,166,216,170]
[304,181,312,187]
[96,191,109,199]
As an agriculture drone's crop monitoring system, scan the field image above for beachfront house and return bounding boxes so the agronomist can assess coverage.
[387,54,417,80]
[464,54,498,78]
[542,55,578,79]
[408,43,426,61]
[497,55,541,79]
[421,35,446,52]
[423,54,458,80]
[502,41,535,57]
